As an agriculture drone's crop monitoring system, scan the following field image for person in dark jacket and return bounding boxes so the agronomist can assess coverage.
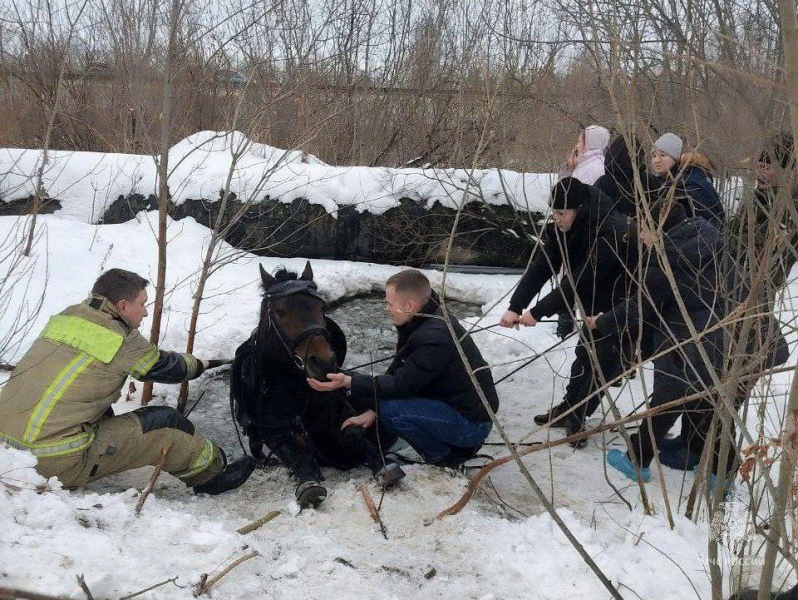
[728,131,797,291]
[596,133,647,217]
[650,133,725,228]
[661,133,796,471]
[308,269,499,467]
[499,177,637,447]
[591,200,734,484]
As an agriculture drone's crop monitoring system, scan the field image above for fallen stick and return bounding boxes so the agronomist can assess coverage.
[482,441,540,447]
[135,448,167,516]
[425,391,718,523]
[193,574,208,597]
[76,575,95,600]
[119,577,179,600]
[236,510,280,535]
[359,484,388,540]
[201,551,258,595]
[0,587,69,600]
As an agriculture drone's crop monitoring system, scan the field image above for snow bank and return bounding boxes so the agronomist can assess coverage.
[0,131,553,223]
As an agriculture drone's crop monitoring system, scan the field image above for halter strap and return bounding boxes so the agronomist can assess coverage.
[264,280,326,305]
[262,280,330,371]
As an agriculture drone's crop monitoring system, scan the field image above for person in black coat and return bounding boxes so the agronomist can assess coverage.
[592,200,734,484]
[596,133,648,217]
[499,177,637,447]
[309,269,499,467]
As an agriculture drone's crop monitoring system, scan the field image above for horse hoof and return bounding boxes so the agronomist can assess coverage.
[295,480,327,508]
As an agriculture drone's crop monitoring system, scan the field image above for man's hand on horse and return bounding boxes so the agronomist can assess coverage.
[307,372,352,391]
[341,409,377,430]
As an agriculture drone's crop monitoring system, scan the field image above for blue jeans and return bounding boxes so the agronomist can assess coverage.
[378,398,492,463]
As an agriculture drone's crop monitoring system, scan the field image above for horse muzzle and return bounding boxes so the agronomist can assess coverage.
[303,354,339,381]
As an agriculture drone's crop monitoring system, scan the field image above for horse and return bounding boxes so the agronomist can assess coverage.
[230,261,403,508]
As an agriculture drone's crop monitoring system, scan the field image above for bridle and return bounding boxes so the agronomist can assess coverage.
[261,280,331,372]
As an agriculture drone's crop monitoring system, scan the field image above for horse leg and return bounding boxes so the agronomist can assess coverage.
[263,429,323,483]
[340,425,384,474]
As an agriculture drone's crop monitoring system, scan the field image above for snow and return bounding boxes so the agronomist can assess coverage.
[0,210,794,599]
[0,132,553,223]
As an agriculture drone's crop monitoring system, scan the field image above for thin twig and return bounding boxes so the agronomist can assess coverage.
[202,551,258,594]
[359,484,388,539]
[236,510,280,535]
[135,448,167,516]
[119,577,179,600]
[76,575,95,600]
[193,574,208,597]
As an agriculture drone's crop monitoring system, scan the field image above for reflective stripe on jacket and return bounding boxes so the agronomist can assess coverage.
[0,296,201,457]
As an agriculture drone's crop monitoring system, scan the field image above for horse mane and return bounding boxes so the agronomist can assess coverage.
[261,267,298,294]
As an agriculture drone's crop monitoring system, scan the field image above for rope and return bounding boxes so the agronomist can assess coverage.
[344,320,559,373]
[493,330,578,385]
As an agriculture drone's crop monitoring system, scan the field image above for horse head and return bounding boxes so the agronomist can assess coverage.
[257,261,339,381]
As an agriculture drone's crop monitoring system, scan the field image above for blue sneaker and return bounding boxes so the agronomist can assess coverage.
[659,446,701,471]
[607,449,651,482]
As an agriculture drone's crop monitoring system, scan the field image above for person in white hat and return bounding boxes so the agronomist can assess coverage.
[567,125,611,185]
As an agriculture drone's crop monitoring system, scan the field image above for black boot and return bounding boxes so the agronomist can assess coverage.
[436,445,481,469]
[341,425,406,489]
[565,417,588,449]
[374,462,406,488]
[534,402,569,427]
[193,456,256,495]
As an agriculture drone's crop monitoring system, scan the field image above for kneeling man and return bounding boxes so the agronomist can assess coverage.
[309,269,499,467]
[0,269,254,495]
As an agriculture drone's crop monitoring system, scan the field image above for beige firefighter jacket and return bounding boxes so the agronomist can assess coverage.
[0,295,201,459]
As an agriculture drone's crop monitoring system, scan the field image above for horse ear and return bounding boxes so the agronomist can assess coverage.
[299,261,314,281]
[259,264,276,289]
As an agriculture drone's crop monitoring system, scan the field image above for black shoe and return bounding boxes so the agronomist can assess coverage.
[375,463,406,489]
[534,403,569,428]
[435,445,481,469]
[193,456,256,495]
[658,435,685,453]
[295,480,327,508]
[565,418,588,449]
[659,446,701,471]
